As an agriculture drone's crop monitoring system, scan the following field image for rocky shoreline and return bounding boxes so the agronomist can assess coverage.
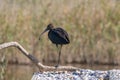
[31,69,120,80]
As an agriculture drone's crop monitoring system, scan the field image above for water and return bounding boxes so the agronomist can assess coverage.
[2,63,120,80]
[1,64,39,80]
[5,65,34,80]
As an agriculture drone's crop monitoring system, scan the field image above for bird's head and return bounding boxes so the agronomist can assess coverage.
[47,23,54,30]
[39,23,54,40]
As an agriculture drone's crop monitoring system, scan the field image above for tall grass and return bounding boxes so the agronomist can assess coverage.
[0,0,120,65]
[0,55,7,80]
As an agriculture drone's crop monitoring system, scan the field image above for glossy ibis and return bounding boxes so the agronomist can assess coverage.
[39,23,70,67]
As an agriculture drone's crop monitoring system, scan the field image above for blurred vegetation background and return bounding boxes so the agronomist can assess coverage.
[0,0,120,67]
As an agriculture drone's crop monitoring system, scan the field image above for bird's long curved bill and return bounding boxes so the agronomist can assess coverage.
[39,28,48,40]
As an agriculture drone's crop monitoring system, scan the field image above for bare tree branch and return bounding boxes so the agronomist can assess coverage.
[0,42,79,71]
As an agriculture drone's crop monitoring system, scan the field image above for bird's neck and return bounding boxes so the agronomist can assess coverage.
[49,28,53,31]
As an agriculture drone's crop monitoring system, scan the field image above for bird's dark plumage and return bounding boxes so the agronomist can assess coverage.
[48,28,70,44]
[39,23,70,67]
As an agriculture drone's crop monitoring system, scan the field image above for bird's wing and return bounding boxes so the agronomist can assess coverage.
[53,28,70,43]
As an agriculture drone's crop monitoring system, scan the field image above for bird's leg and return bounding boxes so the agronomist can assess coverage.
[56,44,58,49]
[55,44,59,67]
[55,45,62,68]
[58,45,62,65]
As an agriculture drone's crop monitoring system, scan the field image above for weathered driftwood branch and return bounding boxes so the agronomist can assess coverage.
[0,42,79,71]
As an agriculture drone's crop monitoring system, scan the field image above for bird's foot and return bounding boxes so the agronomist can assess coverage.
[55,64,59,68]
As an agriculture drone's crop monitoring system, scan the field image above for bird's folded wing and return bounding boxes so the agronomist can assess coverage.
[53,28,70,43]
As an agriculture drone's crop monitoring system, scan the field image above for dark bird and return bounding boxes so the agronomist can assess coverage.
[39,23,70,67]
